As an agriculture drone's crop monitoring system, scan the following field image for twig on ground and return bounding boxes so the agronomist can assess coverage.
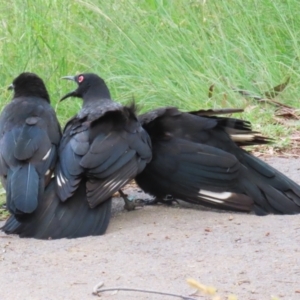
[92,281,197,299]
[231,87,294,109]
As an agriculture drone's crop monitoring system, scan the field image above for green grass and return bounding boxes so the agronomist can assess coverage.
[0,0,300,143]
[0,0,299,221]
[0,192,9,221]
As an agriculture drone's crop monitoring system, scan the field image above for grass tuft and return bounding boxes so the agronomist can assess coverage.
[0,0,299,138]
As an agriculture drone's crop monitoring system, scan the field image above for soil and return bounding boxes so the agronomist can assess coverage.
[0,157,300,300]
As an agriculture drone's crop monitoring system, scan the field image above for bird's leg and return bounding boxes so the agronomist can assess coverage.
[118,190,178,211]
[143,195,179,206]
[118,189,146,211]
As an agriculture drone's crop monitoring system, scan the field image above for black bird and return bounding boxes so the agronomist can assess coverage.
[1,178,111,239]
[0,73,61,220]
[135,107,300,215]
[55,73,152,211]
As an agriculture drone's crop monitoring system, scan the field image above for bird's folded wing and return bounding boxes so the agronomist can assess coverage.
[81,130,142,208]
[140,138,253,211]
[0,125,52,168]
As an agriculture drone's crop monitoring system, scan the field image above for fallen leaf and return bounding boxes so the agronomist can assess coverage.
[208,84,215,98]
[186,278,217,295]
[264,77,290,98]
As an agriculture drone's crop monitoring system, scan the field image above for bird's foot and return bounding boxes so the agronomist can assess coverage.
[143,195,178,206]
[123,199,145,211]
[118,190,146,211]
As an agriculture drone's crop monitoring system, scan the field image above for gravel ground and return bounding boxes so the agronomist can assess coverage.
[0,157,300,300]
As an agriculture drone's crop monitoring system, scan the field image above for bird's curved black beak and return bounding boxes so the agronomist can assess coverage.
[61,75,76,82]
[7,84,14,91]
[60,90,77,101]
[60,75,77,101]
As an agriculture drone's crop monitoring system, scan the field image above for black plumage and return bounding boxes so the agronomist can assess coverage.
[135,107,300,215]
[55,73,152,211]
[1,178,111,239]
[0,73,61,220]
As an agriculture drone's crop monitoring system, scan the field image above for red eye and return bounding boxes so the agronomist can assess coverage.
[78,75,84,83]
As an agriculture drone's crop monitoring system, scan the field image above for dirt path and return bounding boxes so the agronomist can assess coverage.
[0,158,300,300]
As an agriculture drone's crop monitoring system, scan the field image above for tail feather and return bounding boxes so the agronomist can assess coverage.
[8,164,39,215]
[1,179,111,239]
[1,216,20,233]
[5,170,15,213]
[237,174,276,213]
[228,131,272,146]
[262,185,300,214]
[240,153,300,214]
[285,191,300,206]
[189,108,245,116]
[67,195,112,238]
[190,108,272,146]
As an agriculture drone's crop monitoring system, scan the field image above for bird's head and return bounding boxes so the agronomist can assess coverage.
[60,73,111,102]
[8,72,50,102]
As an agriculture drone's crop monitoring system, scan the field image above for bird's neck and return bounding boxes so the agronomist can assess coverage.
[13,91,50,102]
[82,85,111,104]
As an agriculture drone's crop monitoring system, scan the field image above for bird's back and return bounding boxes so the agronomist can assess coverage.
[0,96,61,142]
[0,73,61,219]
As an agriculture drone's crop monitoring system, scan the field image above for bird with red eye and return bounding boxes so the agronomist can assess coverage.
[55,73,152,221]
[1,73,120,239]
[78,75,84,83]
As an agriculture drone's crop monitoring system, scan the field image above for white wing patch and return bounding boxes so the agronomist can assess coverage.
[56,174,62,187]
[230,134,254,142]
[42,148,52,161]
[199,189,234,203]
[56,171,67,187]
[59,173,66,184]
[104,179,127,191]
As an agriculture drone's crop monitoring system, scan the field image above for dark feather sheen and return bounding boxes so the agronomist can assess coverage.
[56,73,152,213]
[136,107,300,215]
[1,179,111,239]
[0,72,61,218]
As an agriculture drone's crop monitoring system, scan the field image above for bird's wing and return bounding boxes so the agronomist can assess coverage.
[55,118,87,202]
[56,109,152,208]
[0,99,61,177]
[0,118,55,167]
[139,106,271,147]
[138,106,180,125]
[82,123,151,208]
[136,137,253,211]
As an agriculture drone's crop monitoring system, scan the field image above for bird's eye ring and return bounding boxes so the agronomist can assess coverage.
[78,75,84,83]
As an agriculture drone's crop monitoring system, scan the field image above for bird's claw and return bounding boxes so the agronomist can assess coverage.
[136,195,179,206]
[143,195,178,206]
[118,189,146,211]
[123,198,146,211]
